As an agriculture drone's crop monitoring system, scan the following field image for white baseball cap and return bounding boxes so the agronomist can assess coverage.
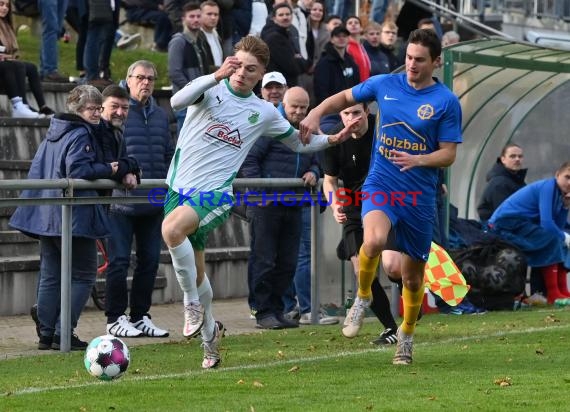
[262,72,287,88]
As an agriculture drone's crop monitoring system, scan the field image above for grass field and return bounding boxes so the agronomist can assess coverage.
[16,28,170,89]
[1,308,570,411]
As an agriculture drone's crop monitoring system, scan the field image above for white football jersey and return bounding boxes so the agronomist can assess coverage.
[166,79,294,194]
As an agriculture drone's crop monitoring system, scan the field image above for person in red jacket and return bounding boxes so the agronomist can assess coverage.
[345,15,370,82]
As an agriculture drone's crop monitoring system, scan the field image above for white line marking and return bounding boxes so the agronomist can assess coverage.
[5,323,569,397]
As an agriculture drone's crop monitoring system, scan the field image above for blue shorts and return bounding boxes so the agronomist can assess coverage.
[361,182,433,261]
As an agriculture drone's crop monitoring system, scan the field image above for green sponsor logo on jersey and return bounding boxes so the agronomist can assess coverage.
[248,111,260,124]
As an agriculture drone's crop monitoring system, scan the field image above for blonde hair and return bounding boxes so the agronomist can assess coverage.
[382,21,398,32]
[234,36,270,68]
[364,22,382,34]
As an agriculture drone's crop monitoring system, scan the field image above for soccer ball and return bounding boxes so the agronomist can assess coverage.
[84,335,130,381]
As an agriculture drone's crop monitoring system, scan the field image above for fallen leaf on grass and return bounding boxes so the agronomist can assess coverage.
[253,381,264,388]
[545,315,560,323]
[288,366,300,373]
[535,348,544,355]
[237,379,246,385]
[494,377,512,387]
[276,350,285,359]
[428,396,437,400]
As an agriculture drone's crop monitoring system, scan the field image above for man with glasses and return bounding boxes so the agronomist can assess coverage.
[104,60,174,339]
[363,21,400,76]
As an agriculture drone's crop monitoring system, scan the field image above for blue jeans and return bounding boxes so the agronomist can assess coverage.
[283,207,312,314]
[37,236,96,337]
[370,0,389,23]
[38,0,68,76]
[84,22,115,80]
[333,0,354,20]
[126,9,173,50]
[104,212,163,322]
[249,205,302,319]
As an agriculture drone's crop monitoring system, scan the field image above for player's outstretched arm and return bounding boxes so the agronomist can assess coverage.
[280,116,361,153]
[299,89,356,144]
[170,56,242,111]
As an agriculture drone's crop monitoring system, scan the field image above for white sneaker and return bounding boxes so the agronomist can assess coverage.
[12,103,43,119]
[299,310,339,325]
[392,327,414,365]
[201,321,225,369]
[131,315,169,337]
[117,32,141,49]
[183,302,204,338]
[106,315,143,337]
[342,296,371,338]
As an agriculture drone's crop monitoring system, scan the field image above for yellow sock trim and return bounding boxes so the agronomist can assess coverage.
[401,283,424,335]
[357,245,379,299]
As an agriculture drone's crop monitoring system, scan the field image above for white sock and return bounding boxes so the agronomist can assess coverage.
[198,274,215,342]
[168,238,199,304]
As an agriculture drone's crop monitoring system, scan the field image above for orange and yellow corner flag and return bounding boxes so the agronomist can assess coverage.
[424,242,470,306]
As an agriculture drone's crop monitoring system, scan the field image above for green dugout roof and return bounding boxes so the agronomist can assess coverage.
[441,37,570,219]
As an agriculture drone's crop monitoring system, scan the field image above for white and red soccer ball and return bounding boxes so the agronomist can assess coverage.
[84,335,130,381]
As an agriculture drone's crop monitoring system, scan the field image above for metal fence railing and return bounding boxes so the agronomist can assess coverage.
[502,0,570,19]
[0,178,328,352]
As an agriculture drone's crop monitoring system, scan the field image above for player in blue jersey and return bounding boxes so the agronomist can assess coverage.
[300,29,462,365]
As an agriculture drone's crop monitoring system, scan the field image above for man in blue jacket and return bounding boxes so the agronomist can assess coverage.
[104,60,174,338]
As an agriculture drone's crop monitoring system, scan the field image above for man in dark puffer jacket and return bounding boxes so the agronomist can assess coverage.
[477,143,526,222]
[104,60,174,339]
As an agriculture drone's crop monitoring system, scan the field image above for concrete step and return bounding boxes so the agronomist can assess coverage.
[0,254,38,272]
[0,118,48,161]
[0,85,175,120]
[0,207,15,231]
[0,230,38,257]
[0,246,250,273]
[0,246,250,315]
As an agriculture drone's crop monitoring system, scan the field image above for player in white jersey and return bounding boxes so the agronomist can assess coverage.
[161,36,359,369]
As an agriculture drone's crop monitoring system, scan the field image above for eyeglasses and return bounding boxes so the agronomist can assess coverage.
[83,106,103,113]
[129,74,156,82]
